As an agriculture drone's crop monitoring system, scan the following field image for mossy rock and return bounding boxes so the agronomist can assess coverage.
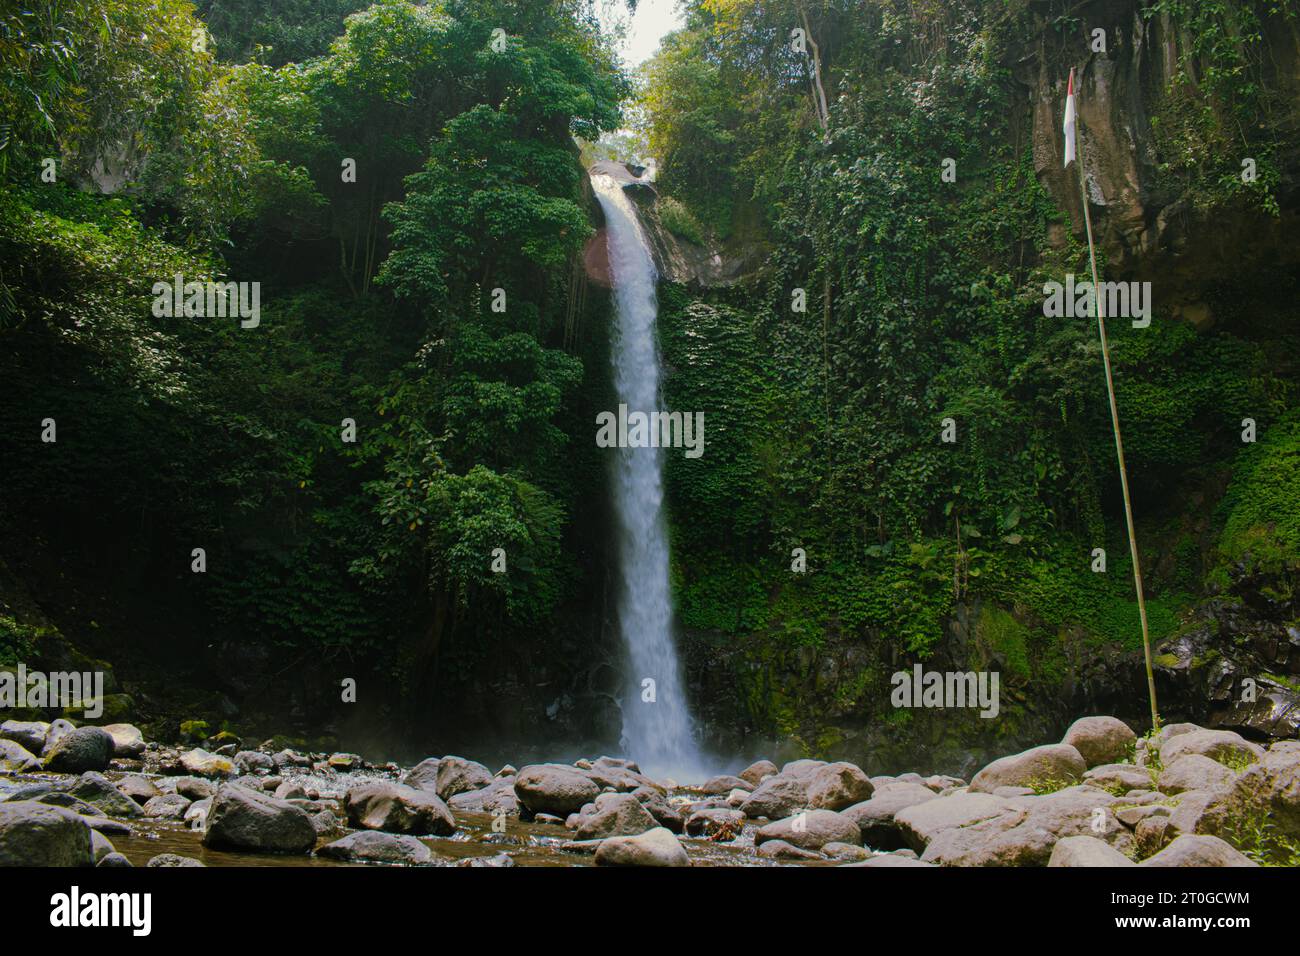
[62,693,135,724]
[180,720,210,742]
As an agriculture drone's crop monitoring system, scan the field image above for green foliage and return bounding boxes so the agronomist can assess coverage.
[1218,414,1300,573]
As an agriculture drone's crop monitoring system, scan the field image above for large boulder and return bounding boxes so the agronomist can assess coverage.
[1048,835,1137,867]
[117,775,161,805]
[0,738,40,772]
[575,793,659,840]
[700,775,751,795]
[585,757,657,792]
[1158,755,1237,795]
[1139,834,1257,867]
[1158,729,1264,769]
[435,756,492,800]
[42,726,114,772]
[0,802,95,866]
[448,779,518,816]
[921,787,1132,867]
[0,719,49,753]
[143,794,192,819]
[780,759,829,778]
[514,764,600,817]
[969,744,1086,794]
[756,809,861,851]
[1202,746,1300,840]
[594,827,690,867]
[739,775,808,820]
[842,783,937,850]
[804,762,874,811]
[894,792,1018,852]
[739,759,778,786]
[1062,716,1137,768]
[401,757,441,792]
[41,718,75,755]
[203,783,317,853]
[345,782,455,836]
[317,830,434,865]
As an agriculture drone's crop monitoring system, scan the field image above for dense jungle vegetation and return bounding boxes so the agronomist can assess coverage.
[1,0,1296,750]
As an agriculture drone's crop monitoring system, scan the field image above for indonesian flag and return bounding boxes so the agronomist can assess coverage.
[1063,68,1077,167]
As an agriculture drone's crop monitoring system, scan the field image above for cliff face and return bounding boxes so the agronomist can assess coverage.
[1025,0,1300,322]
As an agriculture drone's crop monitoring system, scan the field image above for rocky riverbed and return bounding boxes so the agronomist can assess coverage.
[1,715,1296,867]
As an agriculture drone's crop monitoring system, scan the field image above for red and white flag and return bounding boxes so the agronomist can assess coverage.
[1063,68,1077,167]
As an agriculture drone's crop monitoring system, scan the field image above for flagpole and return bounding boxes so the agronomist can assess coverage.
[1071,72,1160,733]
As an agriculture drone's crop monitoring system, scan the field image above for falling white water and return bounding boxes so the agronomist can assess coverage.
[591,172,703,781]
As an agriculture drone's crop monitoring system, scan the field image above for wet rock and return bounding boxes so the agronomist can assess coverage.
[1159,729,1264,770]
[448,779,519,815]
[178,748,234,777]
[327,752,361,770]
[273,748,312,769]
[586,757,657,792]
[576,792,659,840]
[0,802,94,866]
[1062,716,1137,768]
[436,756,493,799]
[739,759,778,786]
[69,772,141,818]
[274,781,308,801]
[968,744,1086,794]
[96,852,132,867]
[143,794,192,819]
[739,775,808,820]
[0,719,49,753]
[805,762,873,811]
[823,841,870,861]
[534,813,565,826]
[345,782,455,836]
[1048,835,1137,867]
[684,807,745,838]
[234,750,275,774]
[842,783,937,850]
[594,826,690,867]
[89,828,115,863]
[43,726,114,773]
[631,786,684,833]
[756,839,821,861]
[318,830,434,865]
[1158,755,1237,795]
[0,738,40,771]
[101,723,145,757]
[457,852,515,867]
[756,809,860,850]
[401,757,441,792]
[147,853,204,866]
[514,764,601,816]
[1139,834,1257,867]
[169,776,216,800]
[700,775,751,795]
[203,783,317,853]
[117,775,160,805]
[185,797,212,830]
[845,854,934,867]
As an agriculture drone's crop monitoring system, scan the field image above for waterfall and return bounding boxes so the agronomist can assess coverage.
[590,172,703,781]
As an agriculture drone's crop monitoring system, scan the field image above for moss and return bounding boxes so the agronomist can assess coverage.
[1217,415,1300,573]
[180,719,210,742]
[975,605,1031,679]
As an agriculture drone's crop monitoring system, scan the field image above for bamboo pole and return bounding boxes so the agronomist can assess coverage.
[1073,93,1161,733]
